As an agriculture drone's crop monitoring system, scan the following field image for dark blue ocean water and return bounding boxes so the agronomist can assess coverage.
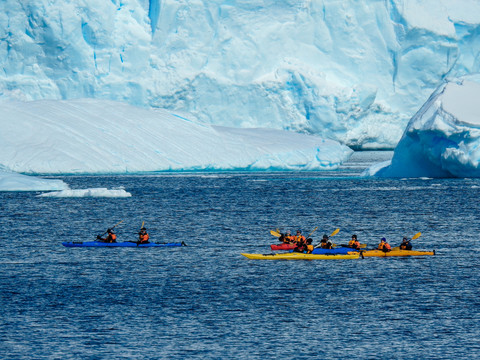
[1,152,479,359]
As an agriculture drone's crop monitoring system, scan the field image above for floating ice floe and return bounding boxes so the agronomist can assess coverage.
[37,187,132,198]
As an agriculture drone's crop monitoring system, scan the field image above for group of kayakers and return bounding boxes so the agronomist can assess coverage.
[97,227,150,245]
[278,229,414,253]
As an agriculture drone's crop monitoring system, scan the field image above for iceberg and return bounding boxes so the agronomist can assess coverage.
[365,75,480,178]
[0,98,352,175]
[37,187,132,198]
[1,1,480,148]
[0,166,68,191]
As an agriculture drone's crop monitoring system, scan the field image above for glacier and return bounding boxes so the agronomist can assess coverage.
[365,74,480,178]
[1,0,480,149]
[0,98,352,178]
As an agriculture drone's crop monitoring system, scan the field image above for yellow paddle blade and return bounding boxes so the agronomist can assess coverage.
[270,230,281,237]
[141,221,144,228]
[412,232,422,240]
[330,228,340,237]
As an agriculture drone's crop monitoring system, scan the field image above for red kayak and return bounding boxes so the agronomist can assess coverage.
[271,243,296,250]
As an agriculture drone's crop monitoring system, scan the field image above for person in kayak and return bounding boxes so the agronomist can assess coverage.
[293,237,307,253]
[138,227,150,244]
[349,234,361,250]
[279,230,294,244]
[295,230,306,244]
[97,228,117,243]
[319,234,333,249]
[378,237,391,252]
[399,237,412,250]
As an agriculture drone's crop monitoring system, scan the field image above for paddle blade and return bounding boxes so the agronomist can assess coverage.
[270,230,281,237]
[330,228,340,237]
[411,232,422,240]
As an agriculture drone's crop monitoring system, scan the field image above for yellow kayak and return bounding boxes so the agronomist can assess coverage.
[361,249,435,257]
[241,252,360,260]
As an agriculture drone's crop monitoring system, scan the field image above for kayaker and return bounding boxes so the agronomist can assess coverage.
[97,228,117,243]
[279,230,294,244]
[399,237,412,250]
[320,234,333,249]
[293,237,307,253]
[378,237,391,252]
[295,230,306,244]
[349,234,361,250]
[138,227,150,244]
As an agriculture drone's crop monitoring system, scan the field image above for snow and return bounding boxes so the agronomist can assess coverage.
[37,188,132,198]
[366,74,480,178]
[0,166,68,191]
[0,98,352,177]
[1,1,480,149]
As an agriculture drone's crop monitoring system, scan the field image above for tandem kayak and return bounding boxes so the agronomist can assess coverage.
[361,249,435,257]
[241,252,360,260]
[62,241,186,248]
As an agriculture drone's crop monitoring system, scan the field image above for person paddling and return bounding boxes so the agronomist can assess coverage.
[349,234,361,250]
[97,228,117,243]
[295,230,306,245]
[293,237,307,253]
[319,234,333,249]
[279,230,294,244]
[399,237,412,250]
[378,237,391,252]
[138,227,150,244]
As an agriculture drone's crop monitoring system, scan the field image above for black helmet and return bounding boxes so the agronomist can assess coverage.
[323,234,328,239]
[141,227,146,231]
[352,234,357,239]
[107,228,113,233]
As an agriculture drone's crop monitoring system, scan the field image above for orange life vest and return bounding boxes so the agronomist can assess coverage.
[108,233,117,243]
[306,244,314,253]
[384,243,391,251]
[295,235,306,244]
[139,233,149,243]
[378,241,385,250]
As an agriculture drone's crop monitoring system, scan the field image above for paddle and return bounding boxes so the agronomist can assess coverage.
[392,232,421,251]
[97,220,123,240]
[270,230,281,237]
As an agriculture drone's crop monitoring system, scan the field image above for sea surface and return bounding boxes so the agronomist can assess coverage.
[1,151,479,360]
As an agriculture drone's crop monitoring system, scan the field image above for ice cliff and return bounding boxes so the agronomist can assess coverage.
[2,0,480,148]
[365,75,480,178]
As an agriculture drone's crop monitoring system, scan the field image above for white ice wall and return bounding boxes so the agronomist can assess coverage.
[1,0,480,148]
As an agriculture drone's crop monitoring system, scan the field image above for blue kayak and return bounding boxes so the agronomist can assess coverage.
[62,241,186,248]
[311,247,358,255]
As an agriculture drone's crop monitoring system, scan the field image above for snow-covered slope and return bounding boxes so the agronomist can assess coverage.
[365,75,480,178]
[0,98,352,174]
[0,166,67,191]
[1,0,480,148]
